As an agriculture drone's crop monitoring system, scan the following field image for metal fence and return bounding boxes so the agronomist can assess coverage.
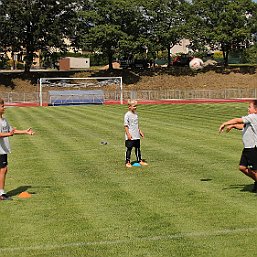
[0,92,40,104]
[106,88,257,101]
[1,88,257,105]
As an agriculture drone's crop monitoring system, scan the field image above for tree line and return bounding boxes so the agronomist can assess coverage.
[0,0,256,72]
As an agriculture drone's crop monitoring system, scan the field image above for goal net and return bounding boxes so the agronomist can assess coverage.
[39,77,123,106]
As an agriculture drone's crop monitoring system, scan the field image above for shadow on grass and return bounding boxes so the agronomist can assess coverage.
[200,178,212,182]
[224,184,254,193]
[240,184,255,193]
[7,185,32,197]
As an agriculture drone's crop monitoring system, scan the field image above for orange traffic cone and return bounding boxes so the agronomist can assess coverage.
[18,191,32,199]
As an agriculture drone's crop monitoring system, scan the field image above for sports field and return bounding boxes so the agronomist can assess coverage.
[1,103,257,257]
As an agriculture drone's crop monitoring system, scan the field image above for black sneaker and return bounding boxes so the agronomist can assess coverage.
[0,194,12,200]
[252,182,257,193]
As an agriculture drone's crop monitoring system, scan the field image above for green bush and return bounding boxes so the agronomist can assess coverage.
[0,57,9,69]
[241,44,257,64]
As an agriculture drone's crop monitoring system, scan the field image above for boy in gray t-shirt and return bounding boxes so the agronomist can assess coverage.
[124,100,148,168]
[219,100,257,192]
[0,98,34,200]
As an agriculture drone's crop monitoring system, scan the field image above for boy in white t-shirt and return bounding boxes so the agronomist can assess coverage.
[124,100,148,168]
[0,98,34,200]
[219,100,257,192]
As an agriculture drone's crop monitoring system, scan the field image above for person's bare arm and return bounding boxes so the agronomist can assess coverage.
[13,128,34,135]
[124,126,132,140]
[219,118,244,133]
[0,129,15,137]
[225,123,244,132]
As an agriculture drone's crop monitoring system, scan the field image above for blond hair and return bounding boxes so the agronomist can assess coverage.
[128,99,137,106]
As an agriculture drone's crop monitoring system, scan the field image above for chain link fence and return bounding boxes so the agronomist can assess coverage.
[1,88,257,105]
[0,92,40,104]
[106,88,257,101]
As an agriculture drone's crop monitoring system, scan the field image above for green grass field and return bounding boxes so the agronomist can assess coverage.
[1,103,257,257]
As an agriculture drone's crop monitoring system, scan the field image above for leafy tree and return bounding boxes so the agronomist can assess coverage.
[0,0,78,72]
[77,0,148,70]
[242,43,257,63]
[144,0,190,66]
[189,0,256,66]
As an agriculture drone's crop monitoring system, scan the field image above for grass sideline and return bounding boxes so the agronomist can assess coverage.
[1,103,257,257]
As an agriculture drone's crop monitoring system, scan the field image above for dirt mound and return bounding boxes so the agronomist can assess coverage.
[0,67,256,92]
[131,70,257,90]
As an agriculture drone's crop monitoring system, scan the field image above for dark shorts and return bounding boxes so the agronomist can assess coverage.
[0,154,8,168]
[125,139,140,148]
[239,148,257,170]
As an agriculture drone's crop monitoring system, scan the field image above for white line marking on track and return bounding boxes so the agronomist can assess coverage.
[1,227,257,253]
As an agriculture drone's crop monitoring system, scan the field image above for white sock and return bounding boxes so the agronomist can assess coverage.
[0,189,5,195]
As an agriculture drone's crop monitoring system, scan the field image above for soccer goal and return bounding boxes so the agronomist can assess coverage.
[39,77,123,106]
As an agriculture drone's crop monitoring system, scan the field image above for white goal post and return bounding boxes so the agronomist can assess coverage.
[39,77,123,106]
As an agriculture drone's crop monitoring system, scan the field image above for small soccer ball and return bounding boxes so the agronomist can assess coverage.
[189,58,204,71]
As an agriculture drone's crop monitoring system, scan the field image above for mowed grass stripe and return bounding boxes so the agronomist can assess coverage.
[2,226,257,254]
[1,105,244,199]
[45,106,189,239]
[5,106,178,244]
[4,107,115,245]
[1,103,257,257]
[3,106,192,247]
[40,106,124,149]
[52,103,257,234]
[132,105,257,230]
[4,108,102,246]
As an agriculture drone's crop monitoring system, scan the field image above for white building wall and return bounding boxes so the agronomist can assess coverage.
[170,39,190,55]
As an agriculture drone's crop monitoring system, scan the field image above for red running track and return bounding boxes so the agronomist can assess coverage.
[6,98,252,107]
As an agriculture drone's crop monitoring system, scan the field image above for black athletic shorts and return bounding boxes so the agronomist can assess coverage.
[0,154,8,168]
[125,139,140,148]
[239,148,257,170]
